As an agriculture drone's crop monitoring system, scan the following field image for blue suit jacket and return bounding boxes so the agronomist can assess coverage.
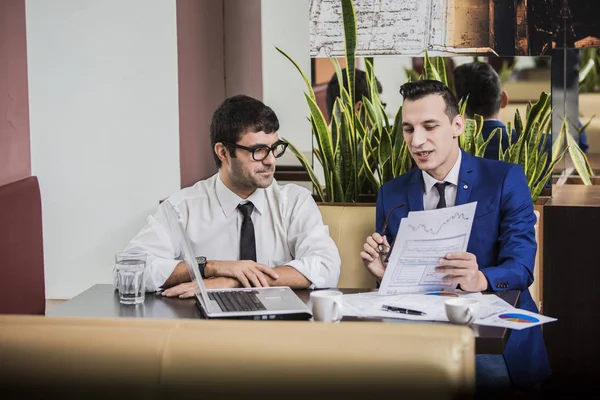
[375,150,551,387]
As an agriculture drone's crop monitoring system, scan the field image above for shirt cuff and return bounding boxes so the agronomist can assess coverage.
[145,258,180,292]
[285,259,333,289]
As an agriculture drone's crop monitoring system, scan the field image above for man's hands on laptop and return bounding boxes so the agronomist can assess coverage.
[161,260,280,298]
[205,260,279,288]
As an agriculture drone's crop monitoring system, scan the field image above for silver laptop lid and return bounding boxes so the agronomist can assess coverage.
[161,200,212,311]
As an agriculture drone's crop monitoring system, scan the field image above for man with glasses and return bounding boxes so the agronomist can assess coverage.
[359,81,550,391]
[123,94,340,296]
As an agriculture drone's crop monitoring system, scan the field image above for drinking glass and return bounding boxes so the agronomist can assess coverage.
[115,253,147,305]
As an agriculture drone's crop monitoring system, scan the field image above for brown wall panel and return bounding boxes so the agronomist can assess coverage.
[0,0,31,186]
[176,0,225,188]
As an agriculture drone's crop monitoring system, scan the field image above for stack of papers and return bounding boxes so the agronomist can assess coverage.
[342,290,556,330]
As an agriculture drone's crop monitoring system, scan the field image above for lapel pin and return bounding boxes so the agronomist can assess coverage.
[463,185,468,189]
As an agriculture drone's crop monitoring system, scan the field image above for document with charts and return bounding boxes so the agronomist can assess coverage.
[379,202,477,295]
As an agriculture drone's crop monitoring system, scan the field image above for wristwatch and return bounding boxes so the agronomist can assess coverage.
[196,256,207,279]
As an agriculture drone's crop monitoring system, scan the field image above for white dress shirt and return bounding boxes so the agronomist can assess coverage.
[123,173,341,291]
[421,151,461,211]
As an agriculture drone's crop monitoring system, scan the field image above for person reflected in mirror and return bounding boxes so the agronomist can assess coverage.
[325,68,384,123]
[454,61,517,160]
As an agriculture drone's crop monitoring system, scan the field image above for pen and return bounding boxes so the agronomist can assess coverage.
[381,304,427,316]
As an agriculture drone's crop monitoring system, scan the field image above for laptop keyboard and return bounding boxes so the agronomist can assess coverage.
[208,290,267,312]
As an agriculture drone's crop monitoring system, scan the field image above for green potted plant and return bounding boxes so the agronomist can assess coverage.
[276,0,413,203]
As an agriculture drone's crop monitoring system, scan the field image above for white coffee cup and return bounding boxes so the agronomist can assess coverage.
[445,298,479,325]
[310,290,343,323]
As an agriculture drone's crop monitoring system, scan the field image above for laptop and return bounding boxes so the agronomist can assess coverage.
[162,200,312,320]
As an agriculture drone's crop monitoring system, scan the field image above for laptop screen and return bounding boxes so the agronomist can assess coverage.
[161,200,211,310]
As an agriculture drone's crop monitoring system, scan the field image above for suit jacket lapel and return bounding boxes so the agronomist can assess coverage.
[407,170,425,211]
[456,150,476,206]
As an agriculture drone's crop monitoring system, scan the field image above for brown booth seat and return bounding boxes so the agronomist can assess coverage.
[0,176,45,314]
[0,315,475,399]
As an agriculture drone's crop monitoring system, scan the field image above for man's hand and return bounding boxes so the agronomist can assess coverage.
[435,252,488,292]
[206,260,280,288]
[360,232,389,281]
[161,281,198,298]
[161,277,240,298]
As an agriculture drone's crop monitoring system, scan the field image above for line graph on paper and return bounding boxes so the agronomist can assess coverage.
[400,235,466,258]
[407,212,471,236]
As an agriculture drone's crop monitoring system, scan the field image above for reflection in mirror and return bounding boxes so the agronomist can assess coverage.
[305,55,555,200]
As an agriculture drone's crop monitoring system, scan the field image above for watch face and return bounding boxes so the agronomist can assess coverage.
[196,256,206,265]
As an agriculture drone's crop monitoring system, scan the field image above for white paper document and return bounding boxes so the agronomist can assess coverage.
[343,291,557,330]
[379,202,477,295]
[475,308,557,330]
[342,291,485,321]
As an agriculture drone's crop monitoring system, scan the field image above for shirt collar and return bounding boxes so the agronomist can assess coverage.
[215,174,266,218]
[422,150,462,195]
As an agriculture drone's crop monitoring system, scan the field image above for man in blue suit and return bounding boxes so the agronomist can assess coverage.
[454,61,517,161]
[454,61,589,158]
[360,80,550,390]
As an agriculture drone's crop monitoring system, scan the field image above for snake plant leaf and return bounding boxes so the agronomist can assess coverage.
[475,127,501,158]
[579,115,595,134]
[361,138,380,188]
[331,58,352,107]
[437,57,448,87]
[552,118,567,161]
[275,47,316,103]
[330,98,343,152]
[566,130,594,185]
[458,95,469,116]
[362,96,383,132]
[378,128,393,181]
[532,146,569,202]
[531,151,548,189]
[306,95,334,172]
[513,108,524,142]
[284,139,325,202]
[398,141,413,177]
[462,119,476,154]
[340,104,357,201]
[341,0,356,109]
[424,51,442,81]
[305,94,342,200]
[524,92,550,136]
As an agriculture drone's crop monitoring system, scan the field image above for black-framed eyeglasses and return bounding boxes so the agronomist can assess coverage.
[377,203,405,263]
[221,140,288,161]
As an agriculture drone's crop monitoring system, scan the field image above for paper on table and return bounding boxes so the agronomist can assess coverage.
[379,202,477,295]
[342,291,484,321]
[475,308,557,330]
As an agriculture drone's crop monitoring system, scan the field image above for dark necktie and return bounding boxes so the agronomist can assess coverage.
[434,182,451,209]
[237,202,257,262]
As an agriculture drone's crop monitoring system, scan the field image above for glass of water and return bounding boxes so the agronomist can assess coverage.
[115,253,147,305]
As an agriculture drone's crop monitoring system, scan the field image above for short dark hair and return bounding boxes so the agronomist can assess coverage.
[325,68,382,119]
[453,61,502,118]
[399,80,459,121]
[210,95,279,168]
